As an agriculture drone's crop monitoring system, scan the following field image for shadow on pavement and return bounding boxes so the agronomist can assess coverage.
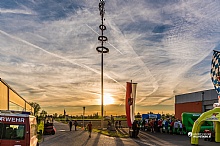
[92,133,101,146]
[116,128,129,136]
[74,130,87,139]
[81,137,90,146]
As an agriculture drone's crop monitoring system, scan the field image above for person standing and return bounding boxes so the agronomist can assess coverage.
[111,115,114,126]
[119,120,122,128]
[164,119,169,133]
[107,121,111,130]
[69,120,73,131]
[170,119,174,134]
[115,121,118,129]
[74,120,78,131]
[179,121,183,135]
[132,120,138,138]
[87,121,92,138]
[142,118,146,131]
[174,120,179,134]
[158,119,163,133]
[154,119,158,132]
[150,119,155,133]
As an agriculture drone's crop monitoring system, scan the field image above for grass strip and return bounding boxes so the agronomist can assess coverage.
[92,129,129,138]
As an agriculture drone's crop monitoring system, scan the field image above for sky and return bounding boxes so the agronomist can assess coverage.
[0,0,220,116]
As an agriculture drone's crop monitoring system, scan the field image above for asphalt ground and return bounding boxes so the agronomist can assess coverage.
[40,121,220,146]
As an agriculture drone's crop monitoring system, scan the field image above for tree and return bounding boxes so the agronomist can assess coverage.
[30,102,41,116]
[53,113,58,118]
[40,110,47,117]
[135,112,141,118]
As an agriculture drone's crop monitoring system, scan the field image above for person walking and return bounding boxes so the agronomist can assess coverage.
[87,121,92,138]
[74,120,78,131]
[69,120,73,131]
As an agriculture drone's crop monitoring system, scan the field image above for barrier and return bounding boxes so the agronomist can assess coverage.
[182,112,213,132]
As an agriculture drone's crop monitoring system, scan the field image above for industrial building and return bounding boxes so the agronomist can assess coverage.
[0,78,32,112]
[175,89,218,120]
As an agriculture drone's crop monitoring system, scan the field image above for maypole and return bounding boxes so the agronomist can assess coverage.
[96,0,109,129]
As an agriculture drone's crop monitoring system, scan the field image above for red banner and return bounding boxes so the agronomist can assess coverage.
[126,82,132,127]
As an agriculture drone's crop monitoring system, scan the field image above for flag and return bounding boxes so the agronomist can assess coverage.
[125,82,137,128]
[125,82,132,127]
[211,50,220,103]
[211,50,220,93]
[131,83,137,124]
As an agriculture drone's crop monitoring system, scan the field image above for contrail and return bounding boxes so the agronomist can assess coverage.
[85,24,123,55]
[86,24,159,104]
[0,29,125,89]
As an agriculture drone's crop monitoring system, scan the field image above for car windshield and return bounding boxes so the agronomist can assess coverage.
[0,124,25,140]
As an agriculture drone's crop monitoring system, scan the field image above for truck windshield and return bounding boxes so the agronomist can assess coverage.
[0,124,25,140]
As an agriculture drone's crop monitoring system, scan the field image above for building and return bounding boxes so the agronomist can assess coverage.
[0,78,32,112]
[175,89,218,120]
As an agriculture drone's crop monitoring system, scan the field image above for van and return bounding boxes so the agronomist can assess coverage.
[0,110,39,146]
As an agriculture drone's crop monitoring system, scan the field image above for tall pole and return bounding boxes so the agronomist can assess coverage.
[96,0,109,129]
[201,92,204,112]
[101,52,104,129]
[83,106,85,129]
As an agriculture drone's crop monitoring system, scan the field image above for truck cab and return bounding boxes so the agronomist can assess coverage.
[0,110,39,146]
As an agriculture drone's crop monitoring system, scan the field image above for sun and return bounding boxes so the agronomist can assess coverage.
[97,93,115,105]
[103,93,114,105]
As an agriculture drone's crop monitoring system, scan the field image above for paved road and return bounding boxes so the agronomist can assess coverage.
[40,121,138,146]
[40,121,220,146]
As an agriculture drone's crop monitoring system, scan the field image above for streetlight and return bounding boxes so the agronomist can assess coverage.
[96,0,109,129]
[83,106,85,129]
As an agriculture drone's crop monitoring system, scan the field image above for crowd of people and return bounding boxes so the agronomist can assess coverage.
[67,116,185,138]
[138,118,185,135]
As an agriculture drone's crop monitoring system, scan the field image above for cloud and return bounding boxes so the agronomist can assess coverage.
[0,0,219,115]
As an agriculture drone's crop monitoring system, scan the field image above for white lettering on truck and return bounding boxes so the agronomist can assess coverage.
[0,117,25,123]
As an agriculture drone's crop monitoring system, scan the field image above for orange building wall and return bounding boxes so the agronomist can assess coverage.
[175,101,202,120]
